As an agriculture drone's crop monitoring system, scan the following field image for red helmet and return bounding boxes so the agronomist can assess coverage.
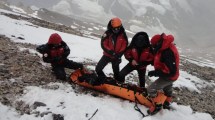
[48,33,62,45]
[111,17,122,28]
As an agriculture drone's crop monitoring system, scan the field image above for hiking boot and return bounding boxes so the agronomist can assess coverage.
[53,114,64,120]
[116,80,124,85]
[147,92,167,115]
[163,101,171,109]
[105,77,117,85]
[147,104,162,115]
[89,78,101,86]
[163,96,172,109]
[141,88,148,96]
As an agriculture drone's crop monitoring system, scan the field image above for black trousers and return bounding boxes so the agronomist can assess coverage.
[95,55,120,80]
[118,63,146,88]
[52,59,83,80]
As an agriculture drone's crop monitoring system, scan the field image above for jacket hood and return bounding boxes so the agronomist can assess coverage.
[151,33,174,51]
[129,32,150,48]
[48,33,62,45]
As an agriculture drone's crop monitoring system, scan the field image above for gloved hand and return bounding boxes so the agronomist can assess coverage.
[43,53,48,57]
[148,70,159,77]
[108,51,115,56]
[117,57,122,64]
[113,53,118,57]
[131,60,138,66]
[36,44,48,54]
[52,57,61,62]
[112,52,116,56]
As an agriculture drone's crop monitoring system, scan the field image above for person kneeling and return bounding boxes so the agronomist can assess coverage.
[36,33,83,81]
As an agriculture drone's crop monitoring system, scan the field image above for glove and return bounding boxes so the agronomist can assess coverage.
[43,53,48,57]
[52,57,61,62]
[36,44,48,54]
[107,51,115,56]
[117,57,122,64]
[131,60,138,66]
[114,54,122,59]
[148,70,159,77]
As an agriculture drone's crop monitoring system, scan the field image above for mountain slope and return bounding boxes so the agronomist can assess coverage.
[0,8,215,120]
[5,0,215,64]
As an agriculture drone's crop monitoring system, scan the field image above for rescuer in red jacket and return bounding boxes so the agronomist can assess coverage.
[147,33,180,115]
[118,32,153,87]
[95,17,128,82]
[36,33,83,80]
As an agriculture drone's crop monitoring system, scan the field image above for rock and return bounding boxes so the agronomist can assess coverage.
[33,101,46,109]
[52,114,64,120]
[0,67,9,74]
[17,37,25,40]
[91,93,99,97]
[32,111,40,117]
[40,111,52,117]
[1,97,10,105]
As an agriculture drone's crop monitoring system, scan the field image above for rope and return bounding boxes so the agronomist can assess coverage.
[134,96,146,118]
[88,109,98,120]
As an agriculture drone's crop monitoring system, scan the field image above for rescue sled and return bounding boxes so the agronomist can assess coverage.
[70,69,155,108]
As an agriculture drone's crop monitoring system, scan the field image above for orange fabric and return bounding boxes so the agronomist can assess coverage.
[151,92,167,105]
[148,92,167,112]
[149,106,156,113]
[70,69,153,108]
[165,97,172,102]
[111,17,122,28]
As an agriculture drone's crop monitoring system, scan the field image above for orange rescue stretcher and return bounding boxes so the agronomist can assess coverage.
[70,69,167,108]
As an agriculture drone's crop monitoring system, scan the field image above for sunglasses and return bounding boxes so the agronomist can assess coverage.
[112,27,121,32]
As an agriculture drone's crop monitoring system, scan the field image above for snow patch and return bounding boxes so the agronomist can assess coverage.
[52,0,72,16]
[18,46,38,55]
[70,25,77,29]
[88,28,93,31]
[30,6,39,11]
[93,27,99,30]
[174,71,212,93]
[13,84,213,120]
[9,5,27,14]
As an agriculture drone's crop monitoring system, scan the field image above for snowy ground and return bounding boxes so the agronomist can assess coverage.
[0,9,214,120]
[0,83,213,120]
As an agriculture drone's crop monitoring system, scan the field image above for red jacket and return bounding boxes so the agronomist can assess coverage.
[125,48,154,69]
[37,41,70,65]
[49,48,64,57]
[153,35,179,80]
[101,31,128,59]
[46,47,65,64]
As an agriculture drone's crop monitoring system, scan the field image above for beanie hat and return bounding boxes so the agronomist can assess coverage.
[48,33,62,45]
